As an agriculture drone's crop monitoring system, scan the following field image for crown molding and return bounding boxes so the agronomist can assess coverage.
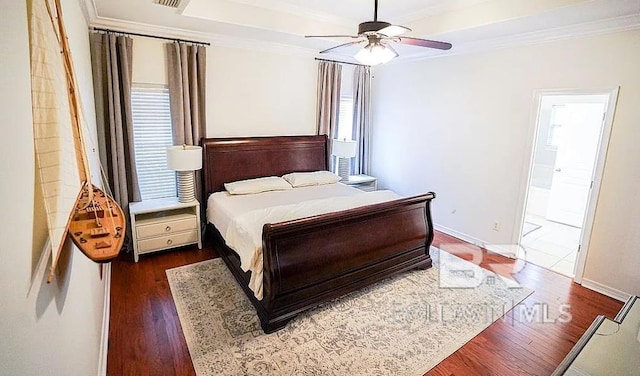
[82,1,640,65]
[394,13,640,65]
[89,16,318,58]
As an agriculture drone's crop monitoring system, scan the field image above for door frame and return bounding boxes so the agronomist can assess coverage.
[513,87,619,283]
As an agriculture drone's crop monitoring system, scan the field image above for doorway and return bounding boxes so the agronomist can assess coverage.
[519,90,617,279]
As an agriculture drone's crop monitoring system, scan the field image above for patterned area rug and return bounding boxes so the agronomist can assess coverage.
[166,248,533,375]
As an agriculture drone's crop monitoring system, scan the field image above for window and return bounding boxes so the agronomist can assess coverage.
[131,84,176,200]
[330,95,355,174]
[337,95,354,141]
[547,105,567,150]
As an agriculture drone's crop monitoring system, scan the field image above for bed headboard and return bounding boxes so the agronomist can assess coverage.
[201,135,329,198]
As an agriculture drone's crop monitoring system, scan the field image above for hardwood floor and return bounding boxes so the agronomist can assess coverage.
[107,231,623,375]
[107,243,216,376]
[428,233,622,375]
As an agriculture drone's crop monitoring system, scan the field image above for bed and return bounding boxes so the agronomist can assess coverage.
[202,135,435,333]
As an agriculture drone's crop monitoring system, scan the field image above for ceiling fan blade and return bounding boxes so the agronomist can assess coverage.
[319,40,365,54]
[305,35,360,39]
[397,37,452,50]
[378,25,411,37]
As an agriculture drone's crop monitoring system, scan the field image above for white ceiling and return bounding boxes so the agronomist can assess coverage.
[87,0,640,63]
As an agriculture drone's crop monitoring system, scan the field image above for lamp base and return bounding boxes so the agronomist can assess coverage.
[176,170,196,203]
[337,157,350,182]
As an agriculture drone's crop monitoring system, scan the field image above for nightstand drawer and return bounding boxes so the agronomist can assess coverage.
[129,198,202,262]
[135,214,197,239]
[137,230,198,254]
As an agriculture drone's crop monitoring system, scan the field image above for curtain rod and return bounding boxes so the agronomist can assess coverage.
[92,27,210,46]
[314,58,364,67]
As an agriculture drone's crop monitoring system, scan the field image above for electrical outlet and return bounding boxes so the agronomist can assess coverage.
[493,221,500,231]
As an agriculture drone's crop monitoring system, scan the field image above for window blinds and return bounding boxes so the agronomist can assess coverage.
[337,96,354,141]
[131,85,177,200]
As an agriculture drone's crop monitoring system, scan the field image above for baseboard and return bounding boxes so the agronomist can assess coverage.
[487,243,528,260]
[433,224,486,249]
[97,263,112,376]
[433,224,518,256]
[581,278,629,302]
[434,225,631,302]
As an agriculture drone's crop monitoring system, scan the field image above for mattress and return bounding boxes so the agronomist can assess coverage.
[207,182,363,235]
[207,183,402,300]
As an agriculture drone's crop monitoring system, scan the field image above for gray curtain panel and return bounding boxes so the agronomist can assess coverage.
[352,65,371,175]
[166,42,206,145]
[166,42,207,202]
[316,61,342,138]
[90,32,141,224]
[316,61,342,171]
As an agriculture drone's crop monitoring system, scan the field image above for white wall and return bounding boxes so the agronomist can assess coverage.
[207,46,317,137]
[131,37,168,85]
[130,40,318,138]
[0,0,108,375]
[370,30,640,297]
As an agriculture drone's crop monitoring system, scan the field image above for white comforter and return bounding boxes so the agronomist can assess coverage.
[223,190,401,300]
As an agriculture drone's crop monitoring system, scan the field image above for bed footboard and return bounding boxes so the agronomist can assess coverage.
[257,192,435,332]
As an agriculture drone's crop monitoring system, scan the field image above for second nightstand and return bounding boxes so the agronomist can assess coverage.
[342,174,377,192]
[129,198,202,262]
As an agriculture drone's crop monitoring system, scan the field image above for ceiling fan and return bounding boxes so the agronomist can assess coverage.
[305,0,452,66]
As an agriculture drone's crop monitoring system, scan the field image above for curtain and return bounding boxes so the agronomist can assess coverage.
[316,61,342,137]
[166,42,206,201]
[351,65,372,175]
[90,33,140,249]
[316,62,342,171]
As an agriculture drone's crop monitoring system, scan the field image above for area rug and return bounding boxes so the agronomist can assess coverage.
[166,248,533,375]
[522,221,542,237]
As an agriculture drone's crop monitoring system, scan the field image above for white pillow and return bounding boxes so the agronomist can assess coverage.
[282,171,341,188]
[224,176,292,195]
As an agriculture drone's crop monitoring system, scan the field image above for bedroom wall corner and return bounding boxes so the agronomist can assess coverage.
[0,0,110,375]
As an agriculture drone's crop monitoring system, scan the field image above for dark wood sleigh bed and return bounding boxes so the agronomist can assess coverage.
[201,135,436,333]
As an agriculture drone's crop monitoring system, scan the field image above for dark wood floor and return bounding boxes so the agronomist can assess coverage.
[107,231,623,375]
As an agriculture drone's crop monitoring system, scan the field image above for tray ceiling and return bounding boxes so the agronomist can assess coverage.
[88,0,640,63]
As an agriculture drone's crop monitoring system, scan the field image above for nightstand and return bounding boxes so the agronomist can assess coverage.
[129,198,202,262]
[342,174,377,192]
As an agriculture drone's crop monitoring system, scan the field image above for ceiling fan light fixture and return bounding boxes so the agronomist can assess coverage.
[354,42,397,66]
[307,1,452,60]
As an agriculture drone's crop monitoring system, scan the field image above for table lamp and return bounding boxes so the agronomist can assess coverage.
[167,145,202,203]
[331,139,357,182]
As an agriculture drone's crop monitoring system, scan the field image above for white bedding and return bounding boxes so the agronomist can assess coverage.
[207,183,363,236]
[207,184,401,300]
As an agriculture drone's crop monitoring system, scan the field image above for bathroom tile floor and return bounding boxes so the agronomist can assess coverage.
[520,214,581,277]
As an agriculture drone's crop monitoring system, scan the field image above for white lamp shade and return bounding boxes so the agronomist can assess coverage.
[354,43,398,66]
[331,139,357,158]
[167,145,203,171]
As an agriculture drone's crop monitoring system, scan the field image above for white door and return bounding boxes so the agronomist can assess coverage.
[546,103,606,227]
